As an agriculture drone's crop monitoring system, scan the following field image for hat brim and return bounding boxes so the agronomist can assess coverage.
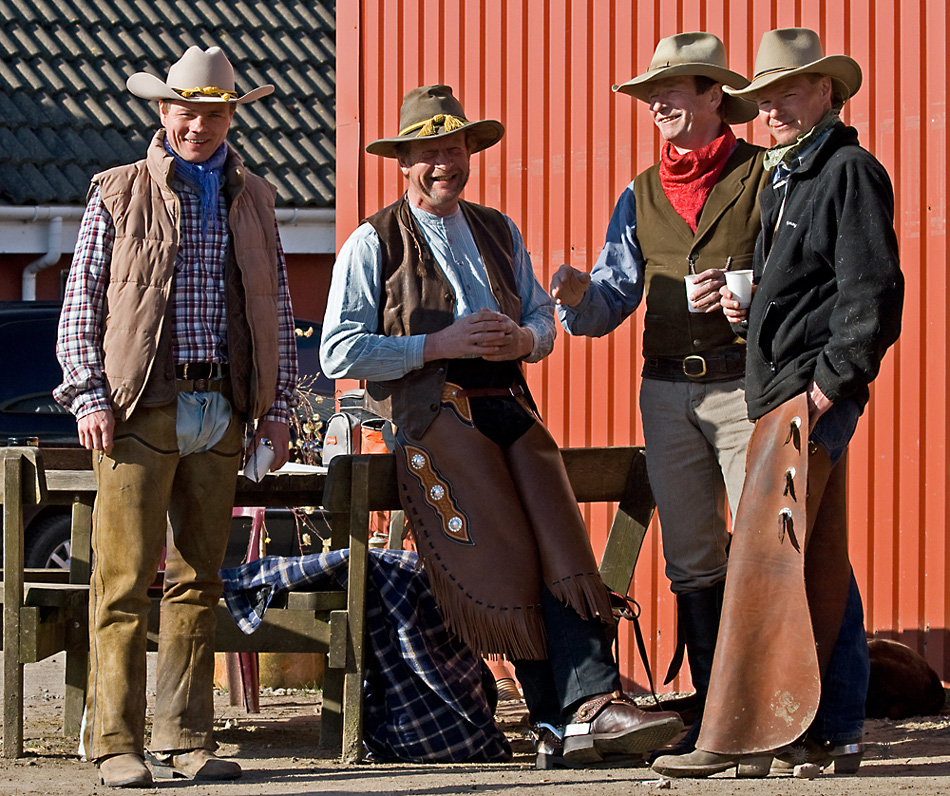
[365,119,505,158]
[612,64,758,124]
[723,55,862,101]
[126,73,274,104]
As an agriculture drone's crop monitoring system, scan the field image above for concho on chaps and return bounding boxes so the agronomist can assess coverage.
[394,385,613,660]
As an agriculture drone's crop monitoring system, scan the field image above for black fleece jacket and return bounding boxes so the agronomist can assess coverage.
[742,122,903,420]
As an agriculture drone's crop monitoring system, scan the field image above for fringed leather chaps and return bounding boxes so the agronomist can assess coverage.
[394,392,612,660]
[698,393,851,755]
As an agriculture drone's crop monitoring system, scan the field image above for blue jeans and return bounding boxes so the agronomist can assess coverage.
[810,573,869,742]
[808,398,869,743]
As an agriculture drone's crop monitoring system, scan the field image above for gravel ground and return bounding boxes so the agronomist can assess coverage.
[2,652,950,796]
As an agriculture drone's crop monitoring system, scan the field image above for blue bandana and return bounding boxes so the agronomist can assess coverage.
[163,136,228,232]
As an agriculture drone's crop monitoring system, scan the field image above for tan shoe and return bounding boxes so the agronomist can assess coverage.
[150,748,242,780]
[97,753,153,788]
[652,748,772,778]
[562,691,684,764]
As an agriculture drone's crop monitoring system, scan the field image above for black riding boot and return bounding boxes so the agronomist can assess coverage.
[655,581,724,757]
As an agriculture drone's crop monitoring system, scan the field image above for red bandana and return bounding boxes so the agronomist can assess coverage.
[659,126,737,232]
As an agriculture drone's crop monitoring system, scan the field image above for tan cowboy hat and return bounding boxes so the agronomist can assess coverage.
[126,45,274,104]
[724,28,862,101]
[612,32,758,124]
[366,84,505,158]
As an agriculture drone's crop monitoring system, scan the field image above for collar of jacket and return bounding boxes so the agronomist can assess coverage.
[780,121,859,183]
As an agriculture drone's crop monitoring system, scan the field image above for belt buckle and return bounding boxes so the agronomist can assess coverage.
[194,378,209,392]
[682,355,707,379]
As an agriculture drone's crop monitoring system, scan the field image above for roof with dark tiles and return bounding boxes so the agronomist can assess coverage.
[0,0,335,208]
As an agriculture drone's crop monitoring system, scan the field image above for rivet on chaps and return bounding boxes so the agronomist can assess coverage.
[698,393,821,755]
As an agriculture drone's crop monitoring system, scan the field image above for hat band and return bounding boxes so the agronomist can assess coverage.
[751,65,799,81]
[399,113,466,138]
[176,86,237,100]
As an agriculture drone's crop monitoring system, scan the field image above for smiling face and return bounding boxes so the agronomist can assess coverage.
[159,99,235,163]
[754,74,833,146]
[647,76,725,153]
[397,130,471,216]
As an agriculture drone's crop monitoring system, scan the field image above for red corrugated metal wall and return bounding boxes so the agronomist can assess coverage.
[336,0,949,688]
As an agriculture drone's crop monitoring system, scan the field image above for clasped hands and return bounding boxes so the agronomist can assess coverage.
[424,308,533,362]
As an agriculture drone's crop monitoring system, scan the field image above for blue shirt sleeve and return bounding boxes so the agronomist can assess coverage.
[557,180,645,337]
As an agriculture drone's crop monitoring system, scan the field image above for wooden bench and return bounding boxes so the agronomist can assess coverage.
[0,447,371,760]
[2,445,656,763]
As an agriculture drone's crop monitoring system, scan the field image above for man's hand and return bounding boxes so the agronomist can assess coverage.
[719,283,755,323]
[550,264,591,307]
[687,268,727,312]
[254,419,292,472]
[78,409,115,454]
[424,309,533,362]
[806,381,833,429]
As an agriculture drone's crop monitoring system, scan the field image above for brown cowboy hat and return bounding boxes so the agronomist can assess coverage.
[612,32,758,125]
[365,85,505,158]
[724,28,862,101]
[127,45,274,104]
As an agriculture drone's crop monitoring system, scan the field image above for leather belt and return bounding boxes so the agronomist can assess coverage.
[643,348,746,382]
[454,384,525,399]
[175,362,229,380]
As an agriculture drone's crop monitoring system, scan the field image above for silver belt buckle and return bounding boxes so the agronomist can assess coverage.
[683,355,707,378]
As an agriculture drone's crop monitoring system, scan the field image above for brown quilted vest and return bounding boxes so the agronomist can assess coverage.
[93,131,281,421]
[363,197,524,439]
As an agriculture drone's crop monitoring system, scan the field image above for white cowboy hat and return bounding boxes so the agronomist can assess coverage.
[126,45,274,104]
[366,85,505,158]
[612,32,758,125]
[724,28,862,101]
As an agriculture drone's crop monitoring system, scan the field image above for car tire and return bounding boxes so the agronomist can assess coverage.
[24,513,72,570]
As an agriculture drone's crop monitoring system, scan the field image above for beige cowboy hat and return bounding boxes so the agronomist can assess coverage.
[612,32,758,125]
[127,45,274,104]
[724,28,862,101]
[366,84,505,158]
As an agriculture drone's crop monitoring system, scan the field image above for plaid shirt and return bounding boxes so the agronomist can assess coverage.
[55,174,296,423]
[221,549,511,763]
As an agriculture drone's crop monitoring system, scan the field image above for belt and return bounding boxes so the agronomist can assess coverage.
[175,362,229,380]
[643,348,746,382]
[454,384,525,399]
[176,378,227,394]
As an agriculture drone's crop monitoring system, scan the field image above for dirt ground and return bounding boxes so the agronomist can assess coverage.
[3,652,950,796]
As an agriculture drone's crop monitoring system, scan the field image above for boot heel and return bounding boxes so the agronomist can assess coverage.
[737,754,773,777]
[830,743,864,774]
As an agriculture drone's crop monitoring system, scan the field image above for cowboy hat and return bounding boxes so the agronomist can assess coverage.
[366,85,505,158]
[724,28,862,101]
[127,45,274,104]
[612,32,758,124]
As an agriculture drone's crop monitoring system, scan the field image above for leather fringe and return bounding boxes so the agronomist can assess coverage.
[422,561,548,660]
[547,571,616,626]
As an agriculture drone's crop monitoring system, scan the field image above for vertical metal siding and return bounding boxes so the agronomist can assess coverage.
[337,0,949,687]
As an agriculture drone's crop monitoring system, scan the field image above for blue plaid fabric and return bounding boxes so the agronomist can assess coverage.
[220,549,511,763]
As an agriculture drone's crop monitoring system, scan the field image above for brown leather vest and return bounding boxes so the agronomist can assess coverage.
[93,131,281,421]
[633,140,768,357]
[363,197,524,439]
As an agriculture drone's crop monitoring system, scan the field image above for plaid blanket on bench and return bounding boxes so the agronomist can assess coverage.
[220,548,511,763]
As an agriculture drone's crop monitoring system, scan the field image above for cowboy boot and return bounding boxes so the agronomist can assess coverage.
[652,748,772,778]
[651,581,725,759]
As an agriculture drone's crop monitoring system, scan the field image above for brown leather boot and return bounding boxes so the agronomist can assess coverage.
[97,753,152,788]
[562,691,683,763]
[651,748,772,778]
[149,749,242,780]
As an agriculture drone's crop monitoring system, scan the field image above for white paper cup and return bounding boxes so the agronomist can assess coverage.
[244,440,275,482]
[684,273,704,313]
[724,269,754,309]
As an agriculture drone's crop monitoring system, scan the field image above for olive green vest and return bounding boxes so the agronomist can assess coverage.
[634,140,768,357]
[363,198,525,439]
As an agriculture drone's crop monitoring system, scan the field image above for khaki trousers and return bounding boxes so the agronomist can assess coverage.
[84,400,242,759]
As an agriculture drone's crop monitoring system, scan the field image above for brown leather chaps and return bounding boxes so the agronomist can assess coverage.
[698,393,852,754]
